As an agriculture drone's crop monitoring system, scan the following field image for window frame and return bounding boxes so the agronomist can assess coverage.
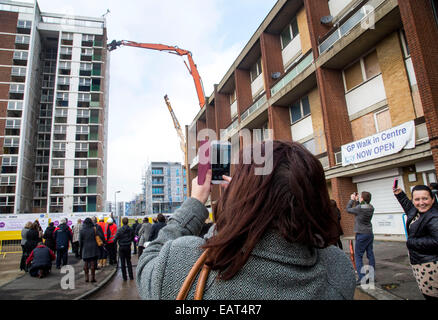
[289,95,311,124]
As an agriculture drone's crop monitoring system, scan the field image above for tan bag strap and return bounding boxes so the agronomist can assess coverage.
[194,264,211,300]
[176,249,210,300]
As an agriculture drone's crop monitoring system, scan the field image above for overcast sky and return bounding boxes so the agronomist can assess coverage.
[34,0,278,202]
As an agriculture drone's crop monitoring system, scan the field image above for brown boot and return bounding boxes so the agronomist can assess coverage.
[90,263,96,283]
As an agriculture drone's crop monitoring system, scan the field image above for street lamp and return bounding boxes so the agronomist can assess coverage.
[114,190,121,225]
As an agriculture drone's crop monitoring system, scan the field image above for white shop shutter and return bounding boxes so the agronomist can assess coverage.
[356,176,404,214]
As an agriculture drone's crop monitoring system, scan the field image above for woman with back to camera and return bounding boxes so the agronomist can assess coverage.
[136,140,356,299]
[393,184,438,300]
[79,217,103,283]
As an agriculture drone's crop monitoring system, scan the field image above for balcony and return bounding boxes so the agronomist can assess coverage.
[270,52,314,97]
[240,94,267,123]
[319,0,386,55]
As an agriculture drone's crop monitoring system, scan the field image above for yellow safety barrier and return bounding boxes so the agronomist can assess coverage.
[0,239,22,258]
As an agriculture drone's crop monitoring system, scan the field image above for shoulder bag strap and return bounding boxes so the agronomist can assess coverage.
[176,249,210,300]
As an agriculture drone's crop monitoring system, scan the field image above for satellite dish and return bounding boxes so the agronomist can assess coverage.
[320,15,333,25]
[271,72,281,79]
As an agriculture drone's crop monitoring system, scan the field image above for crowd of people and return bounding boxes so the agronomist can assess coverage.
[20,214,166,283]
[17,140,438,300]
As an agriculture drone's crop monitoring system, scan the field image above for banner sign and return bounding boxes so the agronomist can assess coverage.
[0,214,47,232]
[341,120,415,166]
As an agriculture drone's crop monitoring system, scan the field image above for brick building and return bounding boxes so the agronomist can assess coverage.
[186,0,438,237]
[0,1,109,213]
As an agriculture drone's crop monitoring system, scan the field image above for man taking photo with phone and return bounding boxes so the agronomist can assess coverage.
[346,191,375,286]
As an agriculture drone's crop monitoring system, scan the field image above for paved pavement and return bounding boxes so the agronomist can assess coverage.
[0,238,425,300]
[0,252,116,300]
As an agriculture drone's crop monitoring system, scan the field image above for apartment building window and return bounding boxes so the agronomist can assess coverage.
[74,178,87,187]
[4,138,19,147]
[250,58,262,82]
[51,178,64,187]
[13,51,28,61]
[17,20,31,29]
[230,89,237,119]
[374,108,392,132]
[6,119,21,129]
[280,17,299,49]
[15,35,30,44]
[78,93,91,102]
[75,160,88,169]
[290,96,310,123]
[2,156,18,166]
[302,139,317,155]
[8,101,23,111]
[53,142,66,151]
[9,83,24,94]
[0,176,16,186]
[343,50,381,91]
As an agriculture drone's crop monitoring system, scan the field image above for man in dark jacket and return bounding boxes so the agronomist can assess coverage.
[43,222,56,252]
[148,214,167,242]
[26,242,55,278]
[347,191,375,285]
[53,219,73,269]
[114,217,134,280]
[132,219,139,254]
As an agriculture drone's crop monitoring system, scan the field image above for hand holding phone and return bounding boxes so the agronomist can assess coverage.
[211,140,231,184]
[393,178,398,189]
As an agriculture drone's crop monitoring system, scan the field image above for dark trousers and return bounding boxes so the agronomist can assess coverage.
[107,242,117,264]
[72,241,80,258]
[118,246,133,280]
[133,241,137,254]
[29,265,51,277]
[20,245,28,271]
[56,247,68,268]
[355,233,375,280]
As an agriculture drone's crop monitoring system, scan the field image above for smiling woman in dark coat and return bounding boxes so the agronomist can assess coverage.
[79,218,103,283]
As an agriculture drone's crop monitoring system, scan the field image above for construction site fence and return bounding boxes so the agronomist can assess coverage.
[0,239,22,256]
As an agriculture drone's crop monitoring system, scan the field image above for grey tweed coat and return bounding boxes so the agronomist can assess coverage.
[136,198,356,300]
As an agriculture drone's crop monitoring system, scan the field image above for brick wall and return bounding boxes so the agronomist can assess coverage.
[331,177,357,237]
[0,11,18,34]
[303,0,331,58]
[398,0,438,174]
[235,69,252,114]
[268,105,292,140]
[214,88,230,131]
[376,32,416,126]
[260,32,283,99]
[308,87,326,153]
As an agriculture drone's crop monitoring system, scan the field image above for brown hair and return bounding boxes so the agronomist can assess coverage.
[203,140,339,280]
[361,191,372,204]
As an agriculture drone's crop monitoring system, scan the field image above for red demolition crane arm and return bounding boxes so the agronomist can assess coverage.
[108,40,206,108]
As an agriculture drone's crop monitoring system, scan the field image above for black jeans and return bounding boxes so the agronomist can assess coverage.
[118,245,133,280]
[56,247,68,268]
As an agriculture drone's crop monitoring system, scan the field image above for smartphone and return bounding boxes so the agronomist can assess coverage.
[393,178,398,189]
[197,140,211,185]
[210,140,231,184]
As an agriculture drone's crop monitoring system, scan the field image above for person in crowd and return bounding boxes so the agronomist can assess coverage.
[53,218,73,269]
[106,218,117,265]
[79,217,103,283]
[43,222,56,252]
[115,217,135,281]
[34,220,43,242]
[26,242,55,278]
[20,221,32,271]
[330,199,344,250]
[137,218,152,257]
[136,140,356,299]
[394,185,438,300]
[25,222,41,265]
[148,213,166,242]
[97,216,108,268]
[132,219,140,254]
[72,219,82,258]
[346,191,375,285]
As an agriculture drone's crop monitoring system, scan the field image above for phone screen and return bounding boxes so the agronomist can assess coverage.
[197,140,210,185]
[211,142,231,182]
